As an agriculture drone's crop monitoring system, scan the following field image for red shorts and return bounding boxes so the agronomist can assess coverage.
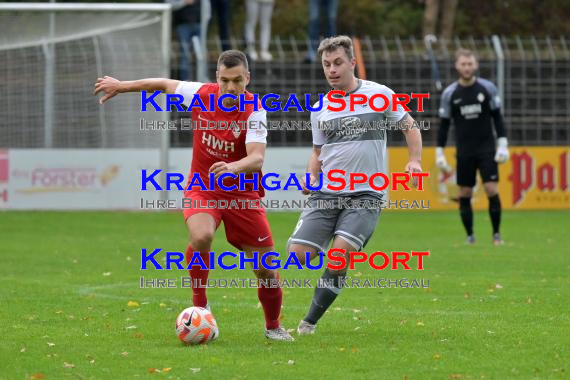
[183,190,274,249]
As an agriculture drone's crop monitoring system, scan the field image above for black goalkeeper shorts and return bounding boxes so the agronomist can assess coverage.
[456,152,499,187]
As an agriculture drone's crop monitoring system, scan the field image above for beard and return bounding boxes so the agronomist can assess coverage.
[460,72,475,81]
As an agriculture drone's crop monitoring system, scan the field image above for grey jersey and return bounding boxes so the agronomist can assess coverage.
[311,79,407,198]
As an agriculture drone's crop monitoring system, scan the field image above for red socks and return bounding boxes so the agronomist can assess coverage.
[185,245,209,307]
[186,245,283,330]
[257,272,282,330]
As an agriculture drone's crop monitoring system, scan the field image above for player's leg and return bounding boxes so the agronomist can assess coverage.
[242,244,294,341]
[287,195,339,335]
[258,1,274,61]
[223,200,293,341]
[300,200,380,334]
[479,153,503,245]
[183,193,223,308]
[287,194,339,265]
[456,155,477,243]
[298,235,352,335]
[244,0,259,60]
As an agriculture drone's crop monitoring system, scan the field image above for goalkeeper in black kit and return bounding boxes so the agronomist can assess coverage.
[436,49,509,245]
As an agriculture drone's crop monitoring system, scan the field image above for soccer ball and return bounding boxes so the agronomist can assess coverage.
[175,306,219,345]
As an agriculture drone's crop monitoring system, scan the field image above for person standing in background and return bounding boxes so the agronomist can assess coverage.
[210,0,232,51]
[244,0,275,62]
[305,0,339,63]
[168,0,201,81]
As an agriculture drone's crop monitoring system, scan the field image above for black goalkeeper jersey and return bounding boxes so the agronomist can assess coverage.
[438,78,504,157]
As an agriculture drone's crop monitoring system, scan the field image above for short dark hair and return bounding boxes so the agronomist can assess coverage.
[217,50,249,71]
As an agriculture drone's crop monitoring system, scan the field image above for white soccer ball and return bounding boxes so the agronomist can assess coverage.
[175,306,219,345]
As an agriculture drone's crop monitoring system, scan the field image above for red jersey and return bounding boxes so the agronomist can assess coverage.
[176,82,267,197]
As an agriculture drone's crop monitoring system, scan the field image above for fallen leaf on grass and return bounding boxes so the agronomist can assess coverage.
[63,362,75,368]
[29,374,45,379]
[127,301,140,308]
[162,368,171,373]
[121,351,129,357]
[125,325,137,330]
[433,353,441,360]
[20,347,26,353]
[352,346,358,353]
[287,360,295,365]
[47,342,55,347]
[190,368,201,373]
[449,374,464,379]
[416,321,425,327]
[148,368,160,373]
[102,272,112,277]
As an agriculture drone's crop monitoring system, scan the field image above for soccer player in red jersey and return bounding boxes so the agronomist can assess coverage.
[94,50,294,341]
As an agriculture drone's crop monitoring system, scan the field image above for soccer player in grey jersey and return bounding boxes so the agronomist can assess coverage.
[436,49,509,246]
[287,36,423,335]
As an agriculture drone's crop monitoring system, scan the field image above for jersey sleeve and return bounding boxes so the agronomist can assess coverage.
[374,85,407,122]
[174,81,204,107]
[479,79,501,111]
[245,110,268,144]
[311,111,326,147]
[438,85,454,119]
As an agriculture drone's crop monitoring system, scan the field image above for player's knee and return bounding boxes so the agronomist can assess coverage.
[253,267,275,280]
[286,243,314,265]
[459,187,473,198]
[484,183,499,197]
[190,230,215,251]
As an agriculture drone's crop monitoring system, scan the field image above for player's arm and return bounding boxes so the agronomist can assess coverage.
[210,143,266,180]
[93,76,180,104]
[487,82,509,163]
[382,86,423,186]
[435,86,453,172]
[400,113,423,186]
[301,111,324,194]
[209,110,268,179]
[436,117,452,171]
[301,145,322,195]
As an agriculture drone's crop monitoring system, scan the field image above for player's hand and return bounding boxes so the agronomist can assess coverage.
[94,76,122,104]
[209,162,237,180]
[494,137,510,164]
[405,160,423,188]
[301,173,317,195]
[435,147,451,173]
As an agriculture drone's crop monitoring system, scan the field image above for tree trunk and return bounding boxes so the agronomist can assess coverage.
[423,0,440,37]
[440,0,458,39]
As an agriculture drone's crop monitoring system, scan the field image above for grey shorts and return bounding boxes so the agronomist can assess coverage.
[287,192,382,252]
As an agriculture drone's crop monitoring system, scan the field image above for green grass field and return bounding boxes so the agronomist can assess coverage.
[1,210,569,379]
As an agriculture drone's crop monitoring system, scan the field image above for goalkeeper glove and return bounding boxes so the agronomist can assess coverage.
[494,137,510,163]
